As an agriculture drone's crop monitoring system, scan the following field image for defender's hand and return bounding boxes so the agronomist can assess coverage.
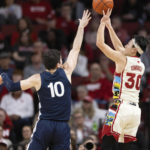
[79,10,91,28]
[101,9,112,26]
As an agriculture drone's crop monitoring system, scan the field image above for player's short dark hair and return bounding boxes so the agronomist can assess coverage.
[134,35,149,57]
[43,49,60,70]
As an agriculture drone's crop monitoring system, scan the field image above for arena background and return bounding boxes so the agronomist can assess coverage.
[0,0,150,150]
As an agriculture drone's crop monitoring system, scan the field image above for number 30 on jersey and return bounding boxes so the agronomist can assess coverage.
[48,81,65,97]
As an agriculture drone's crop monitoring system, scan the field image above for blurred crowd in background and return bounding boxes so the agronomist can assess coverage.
[0,0,150,150]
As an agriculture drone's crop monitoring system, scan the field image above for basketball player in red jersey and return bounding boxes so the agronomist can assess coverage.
[96,10,149,150]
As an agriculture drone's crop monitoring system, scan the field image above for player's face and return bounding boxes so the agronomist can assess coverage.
[124,39,134,55]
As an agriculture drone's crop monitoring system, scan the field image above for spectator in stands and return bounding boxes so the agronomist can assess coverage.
[77,96,107,133]
[121,0,142,21]
[85,19,99,50]
[70,129,77,150]
[84,63,112,103]
[22,0,54,24]
[12,30,34,69]
[73,51,89,77]
[72,86,99,111]
[107,16,130,45]
[19,125,32,148]
[0,70,34,141]
[24,53,45,79]
[39,16,67,49]
[99,54,114,81]
[68,0,85,20]
[33,41,47,56]
[0,108,13,139]
[0,0,22,25]
[11,17,37,46]
[71,109,93,145]
[0,52,14,98]
[56,2,77,45]
[45,29,64,50]
[0,125,12,148]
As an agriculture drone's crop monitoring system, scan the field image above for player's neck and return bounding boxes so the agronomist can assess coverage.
[46,68,57,74]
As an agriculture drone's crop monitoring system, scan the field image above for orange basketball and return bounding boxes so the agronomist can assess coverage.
[93,0,114,15]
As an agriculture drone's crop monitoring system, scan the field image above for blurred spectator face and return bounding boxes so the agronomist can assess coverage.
[33,41,44,53]
[22,126,32,140]
[0,126,3,139]
[47,30,56,42]
[112,16,122,30]
[20,32,30,45]
[5,0,14,6]
[0,57,11,70]
[74,112,84,127]
[47,19,56,30]
[138,29,148,38]
[82,100,93,110]
[61,5,71,19]
[31,54,42,68]
[90,63,102,80]
[0,110,6,126]
[18,19,28,31]
[77,86,88,100]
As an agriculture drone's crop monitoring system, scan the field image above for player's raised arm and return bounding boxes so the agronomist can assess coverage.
[96,10,125,63]
[0,73,41,92]
[64,10,91,74]
[104,10,125,51]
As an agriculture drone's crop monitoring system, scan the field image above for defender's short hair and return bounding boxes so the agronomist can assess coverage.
[43,49,60,70]
[134,35,149,56]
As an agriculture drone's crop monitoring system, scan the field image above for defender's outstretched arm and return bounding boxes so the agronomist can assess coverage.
[0,73,41,92]
[65,10,91,75]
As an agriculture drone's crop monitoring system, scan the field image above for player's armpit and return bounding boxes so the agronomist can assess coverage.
[21,74,41,91]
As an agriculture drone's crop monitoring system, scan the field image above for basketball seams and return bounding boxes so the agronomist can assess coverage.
[103,1,113,8]
[93,0,113,14]
[94,0,103,13]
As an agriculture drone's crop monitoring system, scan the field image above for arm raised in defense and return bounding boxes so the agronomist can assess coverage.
[64,10,91,82]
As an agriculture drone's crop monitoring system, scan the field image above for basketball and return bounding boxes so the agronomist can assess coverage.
[93,0,114,15]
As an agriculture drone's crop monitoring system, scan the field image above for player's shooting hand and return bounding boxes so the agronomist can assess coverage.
[101,9,112,26]
[79,10,91,28]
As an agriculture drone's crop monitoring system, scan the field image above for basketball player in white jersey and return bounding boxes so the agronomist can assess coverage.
[96,10,149,150]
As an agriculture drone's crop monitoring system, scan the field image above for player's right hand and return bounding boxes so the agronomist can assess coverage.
[101,9,112,27]
[79,10,91,28]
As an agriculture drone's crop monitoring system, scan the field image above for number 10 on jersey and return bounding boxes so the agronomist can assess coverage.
[48,81,65,97]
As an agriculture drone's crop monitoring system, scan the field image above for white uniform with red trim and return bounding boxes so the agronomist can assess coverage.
[102,56,145,143]
[120,56,145,102]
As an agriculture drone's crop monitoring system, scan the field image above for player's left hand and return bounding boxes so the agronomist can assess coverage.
[101,9,112,25]
[79,10,91,28]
